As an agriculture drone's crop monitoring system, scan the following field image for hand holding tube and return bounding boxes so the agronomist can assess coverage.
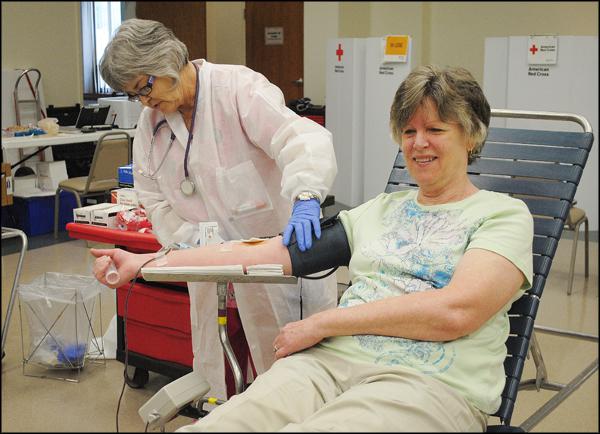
[90,248,156,288]
[105,261,120,285]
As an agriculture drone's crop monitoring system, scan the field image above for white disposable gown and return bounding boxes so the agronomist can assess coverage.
[132,59,338,400]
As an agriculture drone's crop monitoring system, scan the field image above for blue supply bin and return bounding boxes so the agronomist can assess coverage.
[118,164,133,187]
[10,192,78,236]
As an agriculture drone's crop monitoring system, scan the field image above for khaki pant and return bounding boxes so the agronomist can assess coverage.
[176,346,487,432]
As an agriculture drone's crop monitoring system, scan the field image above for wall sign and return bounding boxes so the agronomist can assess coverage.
[265,27,284,45]
[383,35,409,63]
[528,35,558,65]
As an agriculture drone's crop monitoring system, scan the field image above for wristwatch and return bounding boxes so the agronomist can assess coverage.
[295,191,320,202]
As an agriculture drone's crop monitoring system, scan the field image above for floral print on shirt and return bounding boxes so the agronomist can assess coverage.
[338,199,480,374]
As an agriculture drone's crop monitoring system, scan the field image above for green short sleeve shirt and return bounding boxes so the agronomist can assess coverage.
[319,189,533,414]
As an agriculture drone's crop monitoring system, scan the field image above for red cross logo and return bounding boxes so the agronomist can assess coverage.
[336,43,344,62]
[529,44,538,55]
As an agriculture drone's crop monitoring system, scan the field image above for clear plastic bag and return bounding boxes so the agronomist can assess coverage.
[38,117,59,136]
[18,272,103,369]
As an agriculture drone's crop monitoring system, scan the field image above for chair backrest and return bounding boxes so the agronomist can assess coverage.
[84,131,132,193]
[385,109,594,426]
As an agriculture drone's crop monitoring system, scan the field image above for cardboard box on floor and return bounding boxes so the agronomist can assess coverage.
[36,161,68,192]
[1,163,14,206]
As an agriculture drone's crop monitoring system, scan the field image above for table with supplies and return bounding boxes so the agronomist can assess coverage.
[1,129,136,236]
[1,128,136,151]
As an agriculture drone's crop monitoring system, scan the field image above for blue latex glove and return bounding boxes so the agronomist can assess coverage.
[282,198,321,252]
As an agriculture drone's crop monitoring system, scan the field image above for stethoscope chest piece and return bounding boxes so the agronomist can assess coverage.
[180,178,196,196]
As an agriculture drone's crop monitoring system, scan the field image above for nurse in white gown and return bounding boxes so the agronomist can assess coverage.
[99,18,338,400]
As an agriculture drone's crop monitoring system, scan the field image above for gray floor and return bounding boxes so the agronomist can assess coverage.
[1,232,598,432]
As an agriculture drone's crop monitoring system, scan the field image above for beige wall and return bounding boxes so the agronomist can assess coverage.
[1,1,82,107]
[304,2,339,103]
[425,2,599,84]
[314,1,597,103]
[330,1,597,97]
[339,2,371,37]
[206,1,245,65]
[367,2,425,72]
[1,2,597,106]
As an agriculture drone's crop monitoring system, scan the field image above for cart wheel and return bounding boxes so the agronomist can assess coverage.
[125,367,149,389]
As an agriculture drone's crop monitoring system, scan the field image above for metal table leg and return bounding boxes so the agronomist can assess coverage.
[217,281,244,395]
[1,227,28,357]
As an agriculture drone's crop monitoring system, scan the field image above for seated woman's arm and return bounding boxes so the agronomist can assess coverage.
[90,236,292,288]
[91,219,527,360]
[272,249,525,358]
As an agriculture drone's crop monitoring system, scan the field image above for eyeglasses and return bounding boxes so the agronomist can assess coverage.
[127,75,155,102]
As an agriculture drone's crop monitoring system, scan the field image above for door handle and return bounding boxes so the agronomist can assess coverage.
[292,78,303,85]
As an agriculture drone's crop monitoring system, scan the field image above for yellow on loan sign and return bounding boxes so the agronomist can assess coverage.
[385,36,409,56]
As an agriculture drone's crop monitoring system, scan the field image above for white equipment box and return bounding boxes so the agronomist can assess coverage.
[97,96,142,129]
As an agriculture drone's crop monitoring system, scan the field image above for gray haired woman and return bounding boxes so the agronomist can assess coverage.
[98,18,338,400]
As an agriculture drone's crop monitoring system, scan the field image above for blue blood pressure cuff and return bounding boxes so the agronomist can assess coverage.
[286,214,351,277]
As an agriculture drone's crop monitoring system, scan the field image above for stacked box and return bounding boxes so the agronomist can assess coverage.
[36,161,68,192]
[118,164,133,187]
[90,204,135,229]
[110,188,139,207]
[72,203,116,224]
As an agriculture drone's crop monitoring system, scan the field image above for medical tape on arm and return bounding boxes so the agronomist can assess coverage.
[219,237,267,253]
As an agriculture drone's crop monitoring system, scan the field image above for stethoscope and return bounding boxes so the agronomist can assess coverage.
[138,64,200,196]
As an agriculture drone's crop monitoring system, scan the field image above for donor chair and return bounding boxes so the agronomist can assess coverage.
[138,109,596,432]
[387,109,596,431]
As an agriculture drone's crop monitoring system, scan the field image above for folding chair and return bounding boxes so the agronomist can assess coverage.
[563,203,589,295]
[387,108,596,431]
[54,131,131,238]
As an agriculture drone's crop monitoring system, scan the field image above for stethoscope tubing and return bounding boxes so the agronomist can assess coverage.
[141,63,200,195]
[184,64,200,181]
[144,120,176,180]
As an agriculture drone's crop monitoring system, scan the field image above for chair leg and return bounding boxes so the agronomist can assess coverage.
[54,189,61,239]
[521,331,549,391]
[74,193,82,209]
[583,217,589,278]
[566,221,583,296]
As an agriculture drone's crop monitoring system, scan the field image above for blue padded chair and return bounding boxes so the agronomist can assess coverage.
[386,109,596,431]
[158,109,596,431]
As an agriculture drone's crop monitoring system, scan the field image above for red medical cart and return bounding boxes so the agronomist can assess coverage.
[66,222,251,396]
